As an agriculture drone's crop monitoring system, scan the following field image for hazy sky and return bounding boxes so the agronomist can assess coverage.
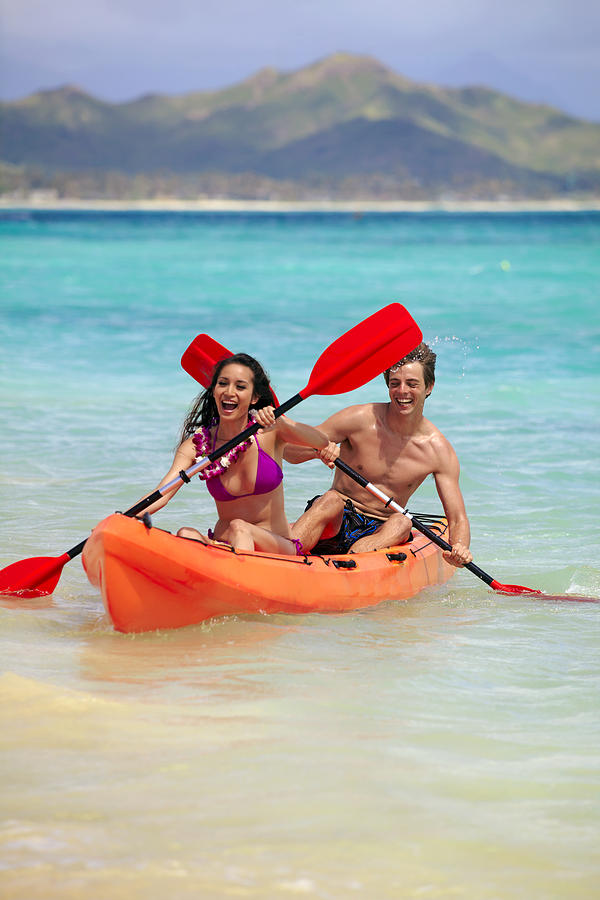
[2,0,599,120]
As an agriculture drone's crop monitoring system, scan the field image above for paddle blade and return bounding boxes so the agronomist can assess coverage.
[301,303,422,397]
[490,580,599,602]
[0,553,70,598]
[181,334,280,405]
[490,580,544,596]
[181,334,232,388]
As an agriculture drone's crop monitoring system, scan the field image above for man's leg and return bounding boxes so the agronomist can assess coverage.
[291,490,346,552]
[349,512,412,552]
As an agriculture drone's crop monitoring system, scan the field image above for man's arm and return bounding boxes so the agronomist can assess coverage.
[432,437,472,567]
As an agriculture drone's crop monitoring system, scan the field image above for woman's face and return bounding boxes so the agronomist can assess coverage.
[212,363,258,421]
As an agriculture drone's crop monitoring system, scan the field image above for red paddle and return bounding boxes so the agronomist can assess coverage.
[0,552,79,600]
[181,334,280,406]
[182,334,598,604]
[0,303,422,598]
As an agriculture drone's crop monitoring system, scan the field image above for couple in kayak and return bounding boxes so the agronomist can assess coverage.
[141,344,472,567]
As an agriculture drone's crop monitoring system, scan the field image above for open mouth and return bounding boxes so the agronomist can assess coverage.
[221,400,238,412]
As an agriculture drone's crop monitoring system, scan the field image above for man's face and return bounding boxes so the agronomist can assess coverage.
[387,361,431,414]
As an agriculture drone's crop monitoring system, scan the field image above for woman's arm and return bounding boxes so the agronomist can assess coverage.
[253,407,328,451]
[275,415,329,451]
[282,405,366,465]
[135,437,197,517]
[283,441,340,466]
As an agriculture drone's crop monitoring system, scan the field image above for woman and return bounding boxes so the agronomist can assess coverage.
[140,353,332,554]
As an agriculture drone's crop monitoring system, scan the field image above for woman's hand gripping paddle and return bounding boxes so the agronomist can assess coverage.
[0,303,422,598]
[183,337,598,604]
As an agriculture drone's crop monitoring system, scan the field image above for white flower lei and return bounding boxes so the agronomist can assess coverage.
[192,412,257,481]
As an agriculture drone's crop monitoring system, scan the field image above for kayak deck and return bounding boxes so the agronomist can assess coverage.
[83,513,455,633]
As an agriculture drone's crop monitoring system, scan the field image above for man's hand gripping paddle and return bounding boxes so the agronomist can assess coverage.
[0,303,422,598]
[181,335,597,604]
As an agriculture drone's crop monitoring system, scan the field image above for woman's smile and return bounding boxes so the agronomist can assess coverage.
[213,363,258,420]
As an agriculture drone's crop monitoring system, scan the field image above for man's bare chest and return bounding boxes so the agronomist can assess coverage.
[345,431,434,485]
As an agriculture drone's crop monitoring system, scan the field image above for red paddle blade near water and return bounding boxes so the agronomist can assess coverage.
[490,580,598,602]
[0,553,70,598]
[490,579,544,595]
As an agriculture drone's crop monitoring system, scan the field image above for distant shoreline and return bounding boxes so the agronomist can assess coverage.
[1,197,599,213]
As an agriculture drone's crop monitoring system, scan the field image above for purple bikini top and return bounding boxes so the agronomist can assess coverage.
[201,433,283,502]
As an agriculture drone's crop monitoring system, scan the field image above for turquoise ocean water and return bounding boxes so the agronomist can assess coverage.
[1,210,599,897]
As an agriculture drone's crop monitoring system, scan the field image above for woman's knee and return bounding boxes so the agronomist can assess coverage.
[224,518,251,540]
[177,526,202,540]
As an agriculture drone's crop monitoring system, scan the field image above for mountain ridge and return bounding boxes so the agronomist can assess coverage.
[2,53,599,199]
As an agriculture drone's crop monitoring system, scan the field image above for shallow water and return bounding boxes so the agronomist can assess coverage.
[1,210,599,897]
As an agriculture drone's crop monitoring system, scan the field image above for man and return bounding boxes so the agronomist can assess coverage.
[284,342,472,567]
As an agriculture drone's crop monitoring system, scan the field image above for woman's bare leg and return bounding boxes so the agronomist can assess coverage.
[218,519,299,555]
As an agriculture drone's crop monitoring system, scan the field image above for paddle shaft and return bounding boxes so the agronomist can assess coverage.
[333,458,497,587]
[124,394,302,518]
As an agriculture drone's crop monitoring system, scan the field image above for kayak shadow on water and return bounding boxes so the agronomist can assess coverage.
[75,590,453,695]
[76,613,308,692]
[0,594,55,612]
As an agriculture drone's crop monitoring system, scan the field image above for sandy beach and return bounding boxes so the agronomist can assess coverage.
[1,195,600,213]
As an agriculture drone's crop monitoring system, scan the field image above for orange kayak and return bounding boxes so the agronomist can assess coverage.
[82,513,456,633]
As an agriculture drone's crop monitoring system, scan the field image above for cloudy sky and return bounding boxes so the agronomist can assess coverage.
[2,0,599,120]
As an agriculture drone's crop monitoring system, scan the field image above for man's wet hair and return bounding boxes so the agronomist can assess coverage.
[383,342,436,389]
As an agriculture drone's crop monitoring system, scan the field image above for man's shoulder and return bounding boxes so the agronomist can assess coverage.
[319,402,388,444]
[350,401,389,420]
[420,419,459,466]
[323,402,385,427]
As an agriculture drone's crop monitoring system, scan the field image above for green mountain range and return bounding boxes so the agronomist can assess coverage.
[2,53,599,199]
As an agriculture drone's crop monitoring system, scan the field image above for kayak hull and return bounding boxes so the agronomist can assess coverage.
[83,513,455,633]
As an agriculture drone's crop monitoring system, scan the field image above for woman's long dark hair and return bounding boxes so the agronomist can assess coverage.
[179,354,274,443]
